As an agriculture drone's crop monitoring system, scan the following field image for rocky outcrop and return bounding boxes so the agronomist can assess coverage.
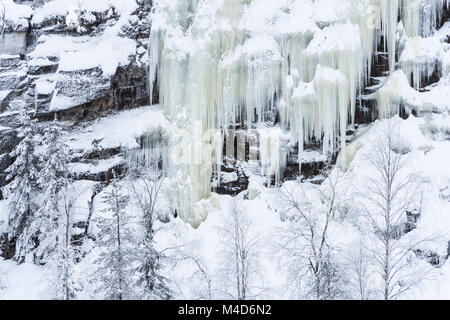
[0,127,18,199]
[0,0,151,118]
[0,0,152,196]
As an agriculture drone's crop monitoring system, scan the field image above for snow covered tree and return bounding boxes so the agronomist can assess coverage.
[344,236,376,300]
[217,200,260,300]
[37,119,81,299]
[127,163,172,300]
[0,269,4,292]
[3,111,40,261]
[0,1,5,37]
[181,254,212,299]
[32,118,71,263]
[52,235,78,300]
[0,253,5,292]
[276,167,347,300]
[362,119,428,300]
[47,181,88,300]
[94,177,134,300]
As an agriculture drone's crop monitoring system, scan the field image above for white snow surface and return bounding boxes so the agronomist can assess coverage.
[0,259,51,300]
[31,0,137,25]
[3,0,33,26]
[66,105,169,151]
[57,35,136,77]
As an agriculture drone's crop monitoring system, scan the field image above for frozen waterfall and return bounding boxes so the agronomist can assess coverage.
[148,0,449,225]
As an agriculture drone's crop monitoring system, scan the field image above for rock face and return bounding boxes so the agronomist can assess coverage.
[0,0,152,183]
[0,0,153,259]
[0,0,151,118]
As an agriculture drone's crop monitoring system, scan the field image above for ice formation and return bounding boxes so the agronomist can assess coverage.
[66,6,81,31]
[399,36,442,90]
[126,127,169,171]
[290,65,349,155]
[375,69,450,116]
[377,0,450,116]
[259,127,289,186]
[148,0,448,224]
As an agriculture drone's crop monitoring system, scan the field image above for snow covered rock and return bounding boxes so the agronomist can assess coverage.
[0,0,151,120]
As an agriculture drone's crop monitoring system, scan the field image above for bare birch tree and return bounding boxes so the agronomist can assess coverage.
[344,235,376,300]
[362,119,428,300]
[275,165,347,300]
[217,200,260,300]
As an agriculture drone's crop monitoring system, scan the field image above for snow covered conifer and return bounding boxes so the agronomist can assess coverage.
[52,237,80,300]
[127,164,172,300]
[32,118,80,299]
[38,117,70,216]
[94,176,134,300]
[3,111,40,260]
[33,117,71,263]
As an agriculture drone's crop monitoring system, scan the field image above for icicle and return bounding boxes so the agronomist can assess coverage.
[276,17,316,133]
[402,0,422,37]
[258,127,288,186]
[400,0,450,37]
[348,0,379,81]
[291,66,349,156]
[419,0,450,36]
[126,127,169,171]
[399,36,442,90]
[219,34,283,127]
[379,0,400,74]
[302,22,364,125]
[375,70,412,118]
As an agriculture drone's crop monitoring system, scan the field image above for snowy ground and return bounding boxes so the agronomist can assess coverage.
[0,259,51,300]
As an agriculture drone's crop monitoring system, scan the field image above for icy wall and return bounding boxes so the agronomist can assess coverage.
[149,0,450,225]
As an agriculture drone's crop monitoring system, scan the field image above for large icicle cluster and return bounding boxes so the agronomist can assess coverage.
[402,0,450,37]
[377,0,450,116]
[290,66,349,162]
[398,36,442,90]
[284,22,361,154]
[149,0,443,225]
